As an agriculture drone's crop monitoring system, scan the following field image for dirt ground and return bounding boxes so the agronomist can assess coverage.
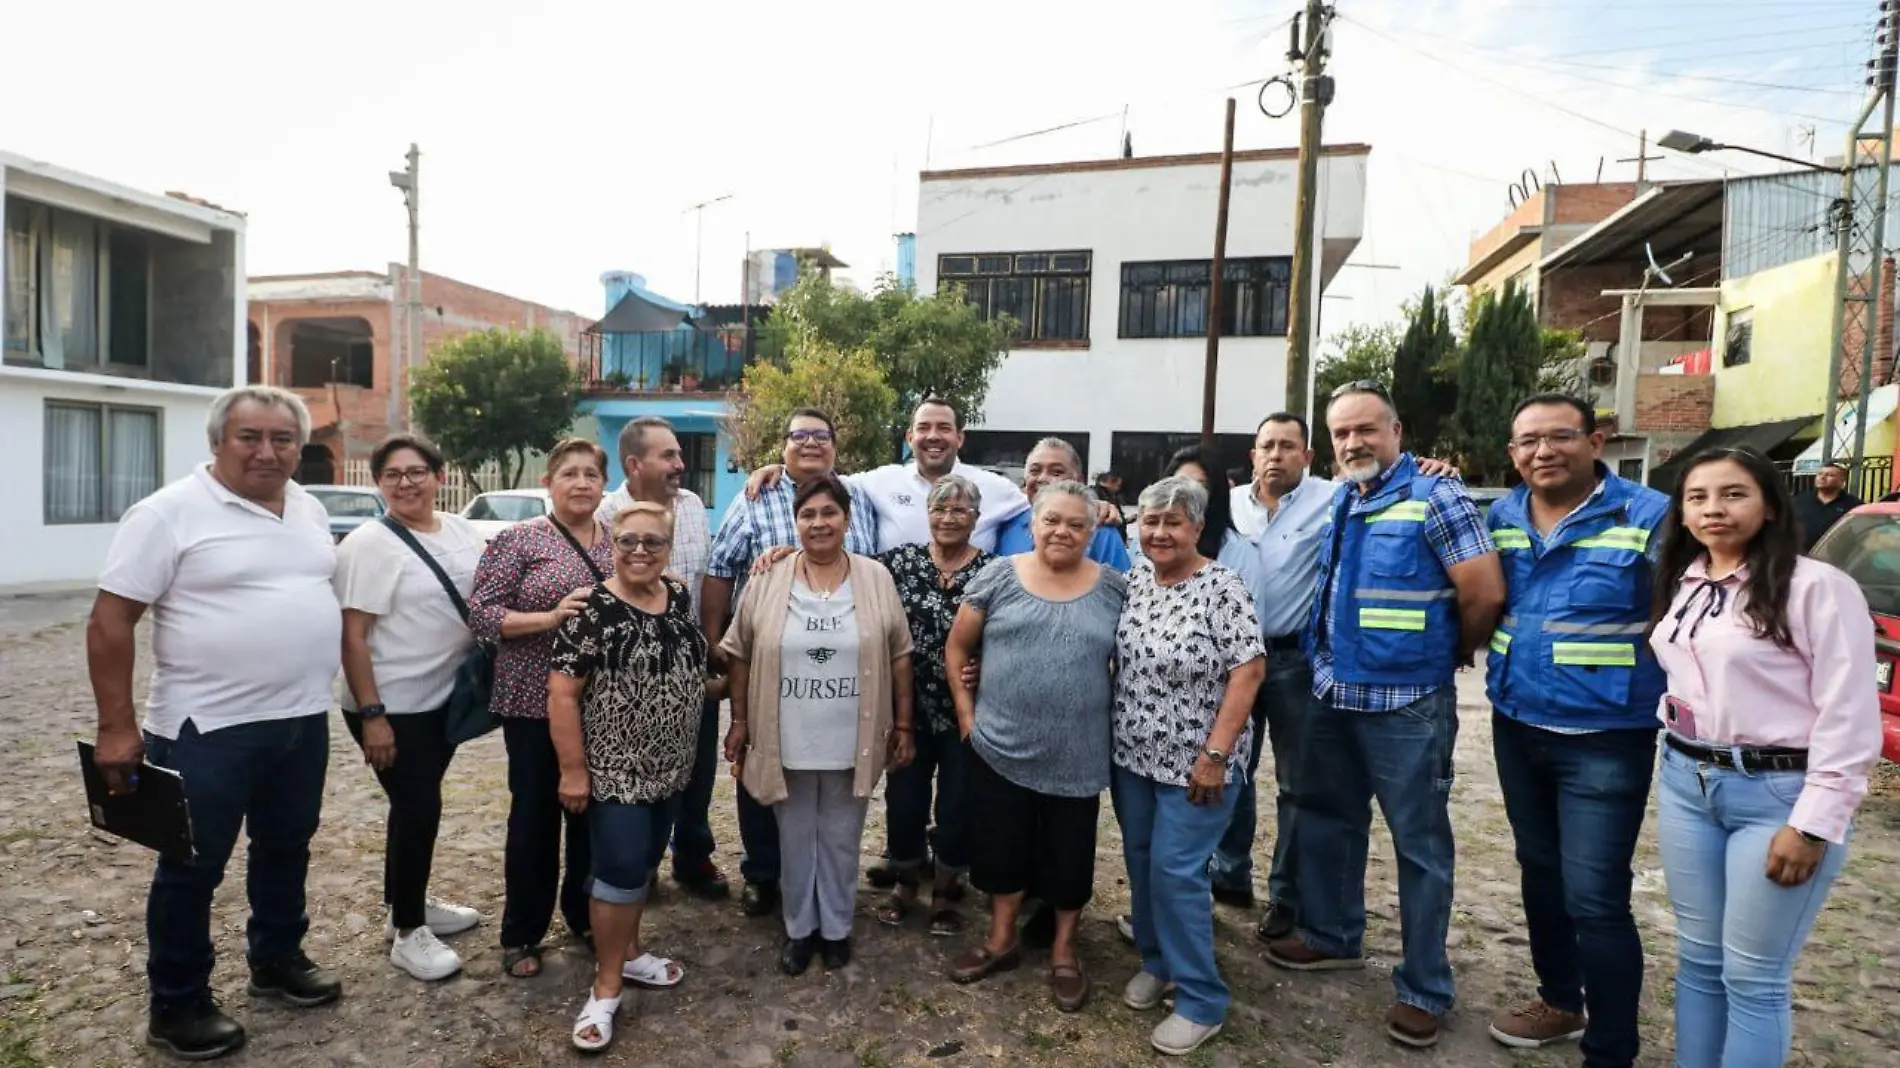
[1,588,1897,1068]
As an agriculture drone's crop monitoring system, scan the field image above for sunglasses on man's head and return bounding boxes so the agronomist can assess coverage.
[1329,379,1391,400]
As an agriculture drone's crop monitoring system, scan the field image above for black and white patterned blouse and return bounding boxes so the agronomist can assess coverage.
[1113,558,1265,786]
[879,544,996,735]
[550,578,709,804]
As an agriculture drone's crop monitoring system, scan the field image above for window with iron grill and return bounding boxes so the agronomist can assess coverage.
[1118,257,1292,339]
[938,250,1091,343]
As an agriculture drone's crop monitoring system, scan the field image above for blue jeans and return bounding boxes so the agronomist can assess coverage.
[1210,647,1313,904]
[1657,746,1850,1068]
[1112,765,1241,1026]
[884,726,970,874]
[143,714,328,1010]
[1493,714,1657,1068]
[588,800,666,904]
[660,697,720,874]
[738,779,782,885]
[1293,688,1458,1017]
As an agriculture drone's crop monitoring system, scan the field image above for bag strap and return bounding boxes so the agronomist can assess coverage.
[378,516,471,622]
[550,516,609,583]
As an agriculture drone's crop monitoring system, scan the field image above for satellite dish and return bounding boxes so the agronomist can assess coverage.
[1646,242,1674,286]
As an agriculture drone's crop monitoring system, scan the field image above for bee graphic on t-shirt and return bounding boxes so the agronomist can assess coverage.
[807,647,837,665]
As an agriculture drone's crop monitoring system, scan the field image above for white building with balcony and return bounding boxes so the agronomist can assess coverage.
[1,151,247,589]
[915,144,1368,488]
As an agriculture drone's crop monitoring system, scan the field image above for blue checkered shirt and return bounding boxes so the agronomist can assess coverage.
[1311,458,1495,712]
[706,477,879,597]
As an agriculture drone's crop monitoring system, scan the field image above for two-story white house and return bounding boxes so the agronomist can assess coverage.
[915,145,1369,488]
[1,152,247,589]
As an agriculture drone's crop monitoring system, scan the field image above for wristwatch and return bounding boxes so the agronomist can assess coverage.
[1203,747,1229,765]
[358,703,388,720]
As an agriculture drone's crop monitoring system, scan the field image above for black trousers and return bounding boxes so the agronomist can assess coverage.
[966,747,1099,911]
[343,707,456,933]
[499,717,592,948]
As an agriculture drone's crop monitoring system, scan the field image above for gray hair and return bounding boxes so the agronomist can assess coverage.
[927,474,982,512]
[206,386,311,449]
[1138,475,1208,526]
[1031,479,1099,533]
[618,415,674,465]
[1028,436,1082,475]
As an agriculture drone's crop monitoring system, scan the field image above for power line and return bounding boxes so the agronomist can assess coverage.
[1543,21,1873,62]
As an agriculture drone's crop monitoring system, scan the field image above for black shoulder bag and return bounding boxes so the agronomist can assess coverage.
[378,517,498,747]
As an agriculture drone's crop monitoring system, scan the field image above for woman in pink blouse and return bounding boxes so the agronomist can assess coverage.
[1648,448,1882,1068]
[469,437,616,980]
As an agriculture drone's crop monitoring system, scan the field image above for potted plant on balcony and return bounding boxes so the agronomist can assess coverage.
[602,369,633,391]
[662,358,687,392]
[680,365,702,391]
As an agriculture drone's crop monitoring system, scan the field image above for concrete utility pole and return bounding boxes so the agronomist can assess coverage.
[1283,0,1334,429]
[1202,98,1237,448]
[389,144,421,433]
[686,194,734,305]
[1851,4,1899,479]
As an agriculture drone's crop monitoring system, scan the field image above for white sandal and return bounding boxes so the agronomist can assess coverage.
[572,993,621,1052]
[621,953,684,988]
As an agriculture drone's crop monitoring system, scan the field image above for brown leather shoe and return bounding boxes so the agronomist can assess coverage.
[1387,1003,1441,1049]
[1488,999,1586,1049]
[1264,938,1365,971]
[1050,961,1090,1012]
[949,942,1021,984]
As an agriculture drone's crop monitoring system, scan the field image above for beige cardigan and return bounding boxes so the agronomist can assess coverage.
[719,552,913,805]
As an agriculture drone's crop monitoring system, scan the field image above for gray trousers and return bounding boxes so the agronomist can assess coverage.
[773,769,869,941]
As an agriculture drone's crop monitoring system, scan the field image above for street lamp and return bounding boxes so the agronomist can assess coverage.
[1657,129,1841,175]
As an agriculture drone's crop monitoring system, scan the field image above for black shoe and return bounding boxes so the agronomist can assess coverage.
[741,880,781,918]
[779,935,817,976]
[148,995,246,1061]
[1255,901,1297,943]
[247,951,342,1008]
[820,937,853,970]
[865,856,901,890]
[1212,883,1256,909]
[673,859,733,901]
[1021,903,1057,950]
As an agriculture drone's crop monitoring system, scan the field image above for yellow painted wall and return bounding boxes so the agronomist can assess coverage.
[1711,252,1838,428]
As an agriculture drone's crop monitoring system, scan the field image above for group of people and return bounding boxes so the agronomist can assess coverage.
[86,380,1881,1066]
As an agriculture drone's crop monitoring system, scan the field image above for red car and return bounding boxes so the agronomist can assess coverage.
[1809,501,1900,763]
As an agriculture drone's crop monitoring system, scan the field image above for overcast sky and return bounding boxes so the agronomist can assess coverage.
[4,0,1877,342]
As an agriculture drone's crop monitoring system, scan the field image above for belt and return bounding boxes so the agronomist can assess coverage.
[1664,732,1808,773]
[1265,633,1304,652]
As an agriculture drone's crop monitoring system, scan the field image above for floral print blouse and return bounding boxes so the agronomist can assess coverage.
[469,516,614,721]
[878,543,996,735]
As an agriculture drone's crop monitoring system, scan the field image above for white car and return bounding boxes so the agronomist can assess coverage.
[461,488,551,541]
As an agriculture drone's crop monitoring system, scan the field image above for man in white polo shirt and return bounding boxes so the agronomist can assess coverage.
[87,386,344,1062]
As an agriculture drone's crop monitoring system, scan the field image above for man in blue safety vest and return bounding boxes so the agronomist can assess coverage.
[1264,380,1505,1051]
[1481,394,1668,1068]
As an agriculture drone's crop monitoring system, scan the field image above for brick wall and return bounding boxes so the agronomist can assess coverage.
[1633,372,1715,432]
[1547,183,1640,225]
[1541,263,1710,343]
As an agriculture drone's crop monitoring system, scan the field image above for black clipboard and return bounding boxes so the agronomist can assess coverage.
[76,740,195,860]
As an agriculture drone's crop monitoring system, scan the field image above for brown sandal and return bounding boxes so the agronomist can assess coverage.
[1051,961,1090,1012]
[876,893,913,927]
[949,942,1021,983]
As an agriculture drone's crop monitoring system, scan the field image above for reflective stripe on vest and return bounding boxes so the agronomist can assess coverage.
[1490,630,1512,655]
[1355,587,1457,602]
[1360,607,1428,631]
[1493,528,1532,551]
[1571,526,1651,552]
[1551,641,1638,667]
[1544,621,1648,636]
[1367,501,1429,523]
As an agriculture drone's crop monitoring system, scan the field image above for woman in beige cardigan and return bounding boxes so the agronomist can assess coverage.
[721,473,916,976]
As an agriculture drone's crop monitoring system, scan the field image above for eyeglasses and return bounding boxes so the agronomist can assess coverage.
[1507,429,1590,453]
[928,505,976,519]
[613,534,671,555]
[377,467,434,486]
[787,429,835,444]
[1329,379,1391,400]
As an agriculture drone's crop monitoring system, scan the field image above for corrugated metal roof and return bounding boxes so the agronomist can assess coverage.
[1538,181,1725,272]
[1724,166,1900,279]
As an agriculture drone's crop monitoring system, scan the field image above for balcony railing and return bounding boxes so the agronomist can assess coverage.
[581,324,756,395]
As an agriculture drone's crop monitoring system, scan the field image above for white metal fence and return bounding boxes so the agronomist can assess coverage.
[341,460,531,513]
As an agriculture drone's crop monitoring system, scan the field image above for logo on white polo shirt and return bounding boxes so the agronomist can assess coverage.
[891,493,912,507]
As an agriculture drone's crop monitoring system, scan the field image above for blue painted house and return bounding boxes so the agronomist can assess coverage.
[578,271,758,511]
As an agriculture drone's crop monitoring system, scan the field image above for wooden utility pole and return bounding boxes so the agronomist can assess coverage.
[1283,0,1333,430]
[1201,98,1238,448]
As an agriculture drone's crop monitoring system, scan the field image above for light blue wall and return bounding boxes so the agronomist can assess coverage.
[895,233,917,287]
[582,396,744,512]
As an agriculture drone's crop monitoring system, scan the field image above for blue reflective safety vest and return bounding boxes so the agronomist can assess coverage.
[1485,467,1668,732]
[1304,454,1461,688]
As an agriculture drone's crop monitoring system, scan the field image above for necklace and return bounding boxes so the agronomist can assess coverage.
[800,553,849,600]
[930,545,976,586]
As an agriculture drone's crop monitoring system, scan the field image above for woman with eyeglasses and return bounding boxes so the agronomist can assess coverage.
[334,435,484,981]
[720,473,916,976]
[874,474,994,936]
[1648,447,1881,1068]
[548,501,705,1051]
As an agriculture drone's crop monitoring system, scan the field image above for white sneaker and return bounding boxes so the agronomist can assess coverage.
[385,898,480,938]
[390,927,463,981]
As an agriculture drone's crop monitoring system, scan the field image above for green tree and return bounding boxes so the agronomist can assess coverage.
[1538,327,1590,396]
[1311,321,1402,477]
[1453,283,1543,484]
[723,331,897,474]
[410,327,580,491]
[759,274,1013,458]
[1390,286,1460,458]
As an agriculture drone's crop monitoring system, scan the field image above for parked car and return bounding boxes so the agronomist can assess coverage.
[303,485,386,543]
[462,488,552,542]
[1808,502,1900,763]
